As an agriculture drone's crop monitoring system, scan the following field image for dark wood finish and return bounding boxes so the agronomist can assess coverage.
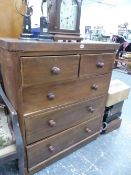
[80,53,115,78]
[29,133,99,175]
[25,95,106,144]
[27,117,101,170]
[48,0,81,35]
[0,38,118,174]
[0,39,118,52]
[22,73,111,114]
[21,55,80,87]
[105,118,122,134]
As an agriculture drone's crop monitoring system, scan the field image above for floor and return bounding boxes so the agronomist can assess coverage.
[0,70,131,175]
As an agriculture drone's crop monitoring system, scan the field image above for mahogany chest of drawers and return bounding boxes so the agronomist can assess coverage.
[0,39,118,174]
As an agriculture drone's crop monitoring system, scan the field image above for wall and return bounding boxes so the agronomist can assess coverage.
[80,0,131,36]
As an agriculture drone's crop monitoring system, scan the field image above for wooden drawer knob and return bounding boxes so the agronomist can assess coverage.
[47,92,55,100]
[85,127,92,133]
[88,106,95,113]
[48,145,55,152]
[48,120,56,127]
[51,66,60,75]
[91,84,98,90]
[96,61,104,68]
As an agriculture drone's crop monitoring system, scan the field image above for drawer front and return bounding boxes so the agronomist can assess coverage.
[27,117,101,169]
[21,55,80,87]
[25,95,106,144]
[23,73,111,114]
[79,53,115,78]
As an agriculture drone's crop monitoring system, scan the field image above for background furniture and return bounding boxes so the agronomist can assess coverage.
[114,53,131,74]
[0,84,24,175]
[102,79,130,134]
[0,0,23,38]
[0,39,118,174]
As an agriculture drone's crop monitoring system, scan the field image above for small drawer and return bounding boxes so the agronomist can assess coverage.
[21,55,80,87]
[79,53,115,78]
[25,95,106,144]
[22,73,111,114]
[27,117,101,170]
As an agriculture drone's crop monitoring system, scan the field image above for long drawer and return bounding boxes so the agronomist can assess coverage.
[23,73,111,114]
[21,55,80,87]
[25,95,106,144]
[27,117,101,170]
[79,53,115,78]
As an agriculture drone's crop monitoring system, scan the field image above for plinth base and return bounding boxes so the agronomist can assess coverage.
[37,34,53,41]
[20,33,34,40]
[53,34,83,42]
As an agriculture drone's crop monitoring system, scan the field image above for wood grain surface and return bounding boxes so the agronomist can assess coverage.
[22,73,111,114]
[25,95,106,144]
[0,0,23,38]
[21,55,80,87]
[80,53,115,77]
[27,117,101,170]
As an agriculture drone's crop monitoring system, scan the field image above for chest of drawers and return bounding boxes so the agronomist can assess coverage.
[0,39,118,174]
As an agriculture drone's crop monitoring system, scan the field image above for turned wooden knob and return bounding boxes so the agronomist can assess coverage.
[88,106,95,113]
[47,92,55,100]
[96,61,104,68]
[51,66,60,75]
[85,127,92,133]
[48,145,55,152]
[91,84,98,90]
[48,120,56,127]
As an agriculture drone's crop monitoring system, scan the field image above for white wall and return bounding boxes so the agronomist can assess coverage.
[80,0,131,36]
[29,0,47,28]
[28,0,131,35]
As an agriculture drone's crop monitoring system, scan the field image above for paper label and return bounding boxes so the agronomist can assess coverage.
[80,44,84,49]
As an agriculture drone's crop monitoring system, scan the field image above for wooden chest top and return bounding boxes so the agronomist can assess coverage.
[0,38,118,52]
